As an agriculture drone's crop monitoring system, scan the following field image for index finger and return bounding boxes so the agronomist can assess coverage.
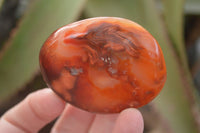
[0,88,65,133]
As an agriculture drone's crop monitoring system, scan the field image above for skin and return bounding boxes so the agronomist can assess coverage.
[0,88,144,133]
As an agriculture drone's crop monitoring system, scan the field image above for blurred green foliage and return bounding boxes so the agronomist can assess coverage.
[0,0,199,132]
[185,0,200,14]
[0,0,3,9]
[0,0,87,100]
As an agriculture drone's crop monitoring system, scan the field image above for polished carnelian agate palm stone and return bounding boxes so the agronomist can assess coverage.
[39,17,166,113]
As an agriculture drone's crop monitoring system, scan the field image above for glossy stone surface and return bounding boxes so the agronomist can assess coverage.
[39,17,167,113]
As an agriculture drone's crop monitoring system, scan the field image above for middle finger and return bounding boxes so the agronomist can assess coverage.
[51,104,95,133]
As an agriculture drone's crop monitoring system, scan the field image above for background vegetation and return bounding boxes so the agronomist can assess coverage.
[0,0,200,132]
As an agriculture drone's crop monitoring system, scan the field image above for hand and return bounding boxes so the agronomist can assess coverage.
[0,88,144,133]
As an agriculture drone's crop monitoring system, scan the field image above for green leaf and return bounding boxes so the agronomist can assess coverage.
[162,0,200,129]
[0,0,87,101]
[86,0,198,132]
[162,0,188,69]
[0,0,4,9]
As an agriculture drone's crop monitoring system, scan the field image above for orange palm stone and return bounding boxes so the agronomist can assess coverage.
[39,17,167,113]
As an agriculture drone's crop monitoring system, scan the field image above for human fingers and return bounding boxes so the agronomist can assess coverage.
[88,113,119,133]
[0,88,65,133]
[112,108,144,133]
[52,104,95,133]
